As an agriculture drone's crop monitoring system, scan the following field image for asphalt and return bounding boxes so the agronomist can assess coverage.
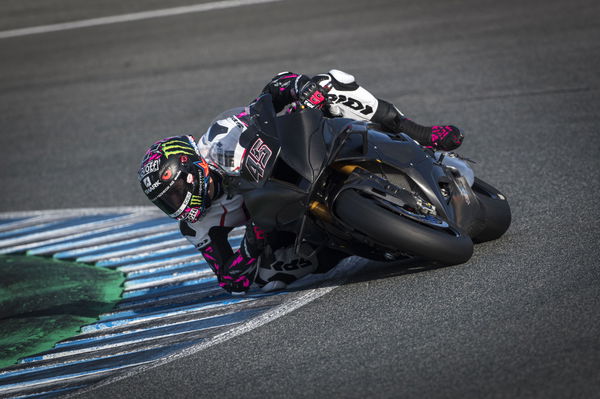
[0,0,599,397]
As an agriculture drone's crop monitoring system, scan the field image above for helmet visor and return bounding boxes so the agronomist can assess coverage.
[151,173,194,218]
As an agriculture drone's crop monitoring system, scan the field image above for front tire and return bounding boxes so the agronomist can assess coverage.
[334,189,473,265]
[471,178,511,243]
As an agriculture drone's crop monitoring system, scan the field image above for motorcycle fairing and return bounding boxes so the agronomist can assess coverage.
[238,94,478,238]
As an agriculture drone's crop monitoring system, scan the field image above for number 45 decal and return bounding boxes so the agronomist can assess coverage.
[245,138,273,182]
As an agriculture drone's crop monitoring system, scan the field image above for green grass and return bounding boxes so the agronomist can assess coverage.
[0,255,124,369]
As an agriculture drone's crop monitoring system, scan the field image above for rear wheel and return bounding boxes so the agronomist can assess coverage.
[333,189,473,265]
[471,178,511,243]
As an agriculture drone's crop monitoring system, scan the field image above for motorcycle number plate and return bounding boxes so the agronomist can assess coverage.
[242,135,280,184]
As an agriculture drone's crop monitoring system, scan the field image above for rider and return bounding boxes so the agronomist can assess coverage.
[138,70,464,294]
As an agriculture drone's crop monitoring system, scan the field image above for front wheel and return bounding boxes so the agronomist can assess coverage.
[333,189,473,265]
[470,177,511,243]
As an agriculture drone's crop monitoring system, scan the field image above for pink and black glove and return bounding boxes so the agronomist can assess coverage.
[201,223,267,294]
[296,80,331,110]
[219,223,266,294]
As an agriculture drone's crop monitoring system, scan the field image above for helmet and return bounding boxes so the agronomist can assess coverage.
[138,135,211,223]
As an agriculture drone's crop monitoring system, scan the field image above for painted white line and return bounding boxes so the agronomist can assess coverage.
[82,295,245,332]
[114,285,220,310]
[74,286,336,396]
[93,245,198,267]
[0,214,74,234]
[57,310,244,348]
[5,215,162,255]
[77,257,368,397]
[0,214,144,251]
[0,361,150,395]
[25,321,240,363]
[50,229,180,259]
[0,0,284,39]
[75,238,190,263]
[124,257,205,275]
[0,207,159,218]
[123,269,213,290]
[116,254,203,273]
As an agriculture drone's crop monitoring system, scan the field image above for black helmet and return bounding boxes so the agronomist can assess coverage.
[138,135,211,223]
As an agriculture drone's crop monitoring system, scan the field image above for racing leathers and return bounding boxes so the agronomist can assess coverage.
[180,69,464,294]
[262,70,463,150]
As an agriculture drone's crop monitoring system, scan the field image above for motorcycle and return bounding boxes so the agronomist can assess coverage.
[230,94,511,266]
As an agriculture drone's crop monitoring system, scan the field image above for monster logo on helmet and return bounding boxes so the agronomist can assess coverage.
[138,135,212,223]
[161,138,198,158]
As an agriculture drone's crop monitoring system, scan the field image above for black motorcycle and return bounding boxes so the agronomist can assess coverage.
[232,94,510,266]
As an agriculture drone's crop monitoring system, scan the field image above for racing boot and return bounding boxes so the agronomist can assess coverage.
[372,99,464,151]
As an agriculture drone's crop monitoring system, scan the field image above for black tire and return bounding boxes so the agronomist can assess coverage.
[333,189,473,265]
[471,177,511,243]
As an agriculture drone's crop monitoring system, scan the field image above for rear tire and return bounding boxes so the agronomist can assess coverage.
[471,178,511,243]
[334,189,473,265]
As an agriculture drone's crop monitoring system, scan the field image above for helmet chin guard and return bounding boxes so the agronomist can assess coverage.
[138,135,211,223]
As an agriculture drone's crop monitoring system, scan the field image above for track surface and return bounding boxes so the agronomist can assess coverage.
[1,0,599,397]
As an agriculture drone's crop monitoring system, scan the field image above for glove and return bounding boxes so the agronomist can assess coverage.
[297,80,331,110]
[217,255,258,294]
[430,125,463,151]
[217,223,267,294]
